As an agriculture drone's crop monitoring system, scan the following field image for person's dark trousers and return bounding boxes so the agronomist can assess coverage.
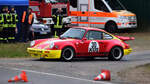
[0,30,4,42]
[20,24,30,42]
[1,28,9,42]
[7,27,16,42]
[51,24,55,36]
[54,28,62,36]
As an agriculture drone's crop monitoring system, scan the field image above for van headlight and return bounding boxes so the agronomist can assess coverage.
[118,16,128,19]
[30,41,35,47]
[118,16,128,22]
[49,42,55,49]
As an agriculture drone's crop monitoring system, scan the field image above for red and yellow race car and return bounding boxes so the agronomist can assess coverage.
[27,27,134,61]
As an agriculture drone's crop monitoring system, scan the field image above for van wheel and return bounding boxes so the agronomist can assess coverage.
[61,47,75,61]
[108,47,123,61]
[105,22,117,33]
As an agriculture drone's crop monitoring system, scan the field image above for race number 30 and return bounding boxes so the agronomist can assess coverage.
[88,41,99,52]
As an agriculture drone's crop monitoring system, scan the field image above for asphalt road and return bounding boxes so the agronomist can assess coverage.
[0,50,150,84]
[0,66,111,84]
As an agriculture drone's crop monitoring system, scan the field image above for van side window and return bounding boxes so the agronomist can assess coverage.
[70,0,77,8]
[94,0,109,12]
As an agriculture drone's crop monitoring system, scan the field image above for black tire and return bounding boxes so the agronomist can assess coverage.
[108,47,123,61]
[105,22,117,33]
[61,47,75,61]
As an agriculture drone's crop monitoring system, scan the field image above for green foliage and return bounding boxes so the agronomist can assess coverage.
[144,64,150,70]
[0,43,30,58]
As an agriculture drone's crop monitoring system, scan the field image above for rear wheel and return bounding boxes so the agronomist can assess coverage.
[108,47,123,61]
[61,47,75,61]
[105,22,117,33]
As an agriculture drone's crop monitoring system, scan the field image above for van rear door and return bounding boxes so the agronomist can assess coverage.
[78,4,89,27]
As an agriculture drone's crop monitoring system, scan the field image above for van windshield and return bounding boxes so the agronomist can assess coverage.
[45,0,68,3]
[105,0,125,10]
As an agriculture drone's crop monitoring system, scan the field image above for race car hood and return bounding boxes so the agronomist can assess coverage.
[32,38,76,49]
[112,10,135,16]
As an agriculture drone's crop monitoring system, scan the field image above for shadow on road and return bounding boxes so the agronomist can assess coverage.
[31,57,130,63]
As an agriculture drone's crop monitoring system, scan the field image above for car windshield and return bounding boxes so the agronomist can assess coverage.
[60,28,86,39]
[45,0,68,3]
[105,0,125,10]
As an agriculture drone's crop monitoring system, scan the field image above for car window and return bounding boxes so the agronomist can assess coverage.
[103,33,113,39]
[86,31,103,40]
[61,28,86,39]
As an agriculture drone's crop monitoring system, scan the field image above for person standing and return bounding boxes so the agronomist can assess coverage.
[1,6,9,42]
[0,8,4,41]
[52,8,63,38]
[20,8,34,42]
[8,6,18,42]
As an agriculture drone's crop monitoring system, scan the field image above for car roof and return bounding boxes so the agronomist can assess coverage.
[71,26,106,32]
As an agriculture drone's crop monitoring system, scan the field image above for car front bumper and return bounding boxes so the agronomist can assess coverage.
[118,22,137,29]
[124,48,133,55]
[27,48,61,59]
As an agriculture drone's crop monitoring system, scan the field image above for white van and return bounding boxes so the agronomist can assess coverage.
[69,0,137,32]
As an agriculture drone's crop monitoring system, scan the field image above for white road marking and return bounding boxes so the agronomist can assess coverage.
[1,66,113,84]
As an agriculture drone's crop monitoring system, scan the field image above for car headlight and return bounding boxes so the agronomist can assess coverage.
[49,42,55,49]
[44,24,49,28]
[63,17,71,23]
[30,41,35,47]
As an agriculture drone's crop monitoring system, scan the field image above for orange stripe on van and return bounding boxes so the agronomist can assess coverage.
[70,11,117,17]
[72,22,105,24]
[72,22,122,26]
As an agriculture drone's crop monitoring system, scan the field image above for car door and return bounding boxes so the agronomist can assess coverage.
[77,30,111,57]
[85,30,104,56]
[76,30,101,56]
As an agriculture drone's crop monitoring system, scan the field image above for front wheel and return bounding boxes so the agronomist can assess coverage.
[105,22,117,33]
[108,47,123,61]
[61,47,75,61]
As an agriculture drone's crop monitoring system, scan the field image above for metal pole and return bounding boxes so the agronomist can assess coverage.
[88,0,90,27]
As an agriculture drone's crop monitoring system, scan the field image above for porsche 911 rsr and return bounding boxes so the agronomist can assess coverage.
[27,27,134,61]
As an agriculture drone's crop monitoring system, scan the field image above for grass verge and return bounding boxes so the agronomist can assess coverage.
[0,43,30,58]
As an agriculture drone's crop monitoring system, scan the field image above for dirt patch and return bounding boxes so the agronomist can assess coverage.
[118,63,150,84]
[114,32,150,52]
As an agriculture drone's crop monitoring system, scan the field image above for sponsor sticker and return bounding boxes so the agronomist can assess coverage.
[88,41,99,52]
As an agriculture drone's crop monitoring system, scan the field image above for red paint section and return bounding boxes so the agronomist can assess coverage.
[115,36,135,41]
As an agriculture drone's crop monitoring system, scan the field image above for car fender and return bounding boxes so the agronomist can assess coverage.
[104,39,124,53]
[57,42,77,53]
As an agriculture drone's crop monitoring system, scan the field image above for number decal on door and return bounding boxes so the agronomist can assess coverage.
[88,41,99,52]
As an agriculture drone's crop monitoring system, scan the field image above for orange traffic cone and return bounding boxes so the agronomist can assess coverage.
[8,71,28,82]
[94,69,111,81]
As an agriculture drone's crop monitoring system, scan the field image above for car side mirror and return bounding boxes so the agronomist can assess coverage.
[82,38,87,41]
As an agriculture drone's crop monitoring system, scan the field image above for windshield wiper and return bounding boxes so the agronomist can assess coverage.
[72,37,80,39]
[60,36,80,39]
[66,36,80,39]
